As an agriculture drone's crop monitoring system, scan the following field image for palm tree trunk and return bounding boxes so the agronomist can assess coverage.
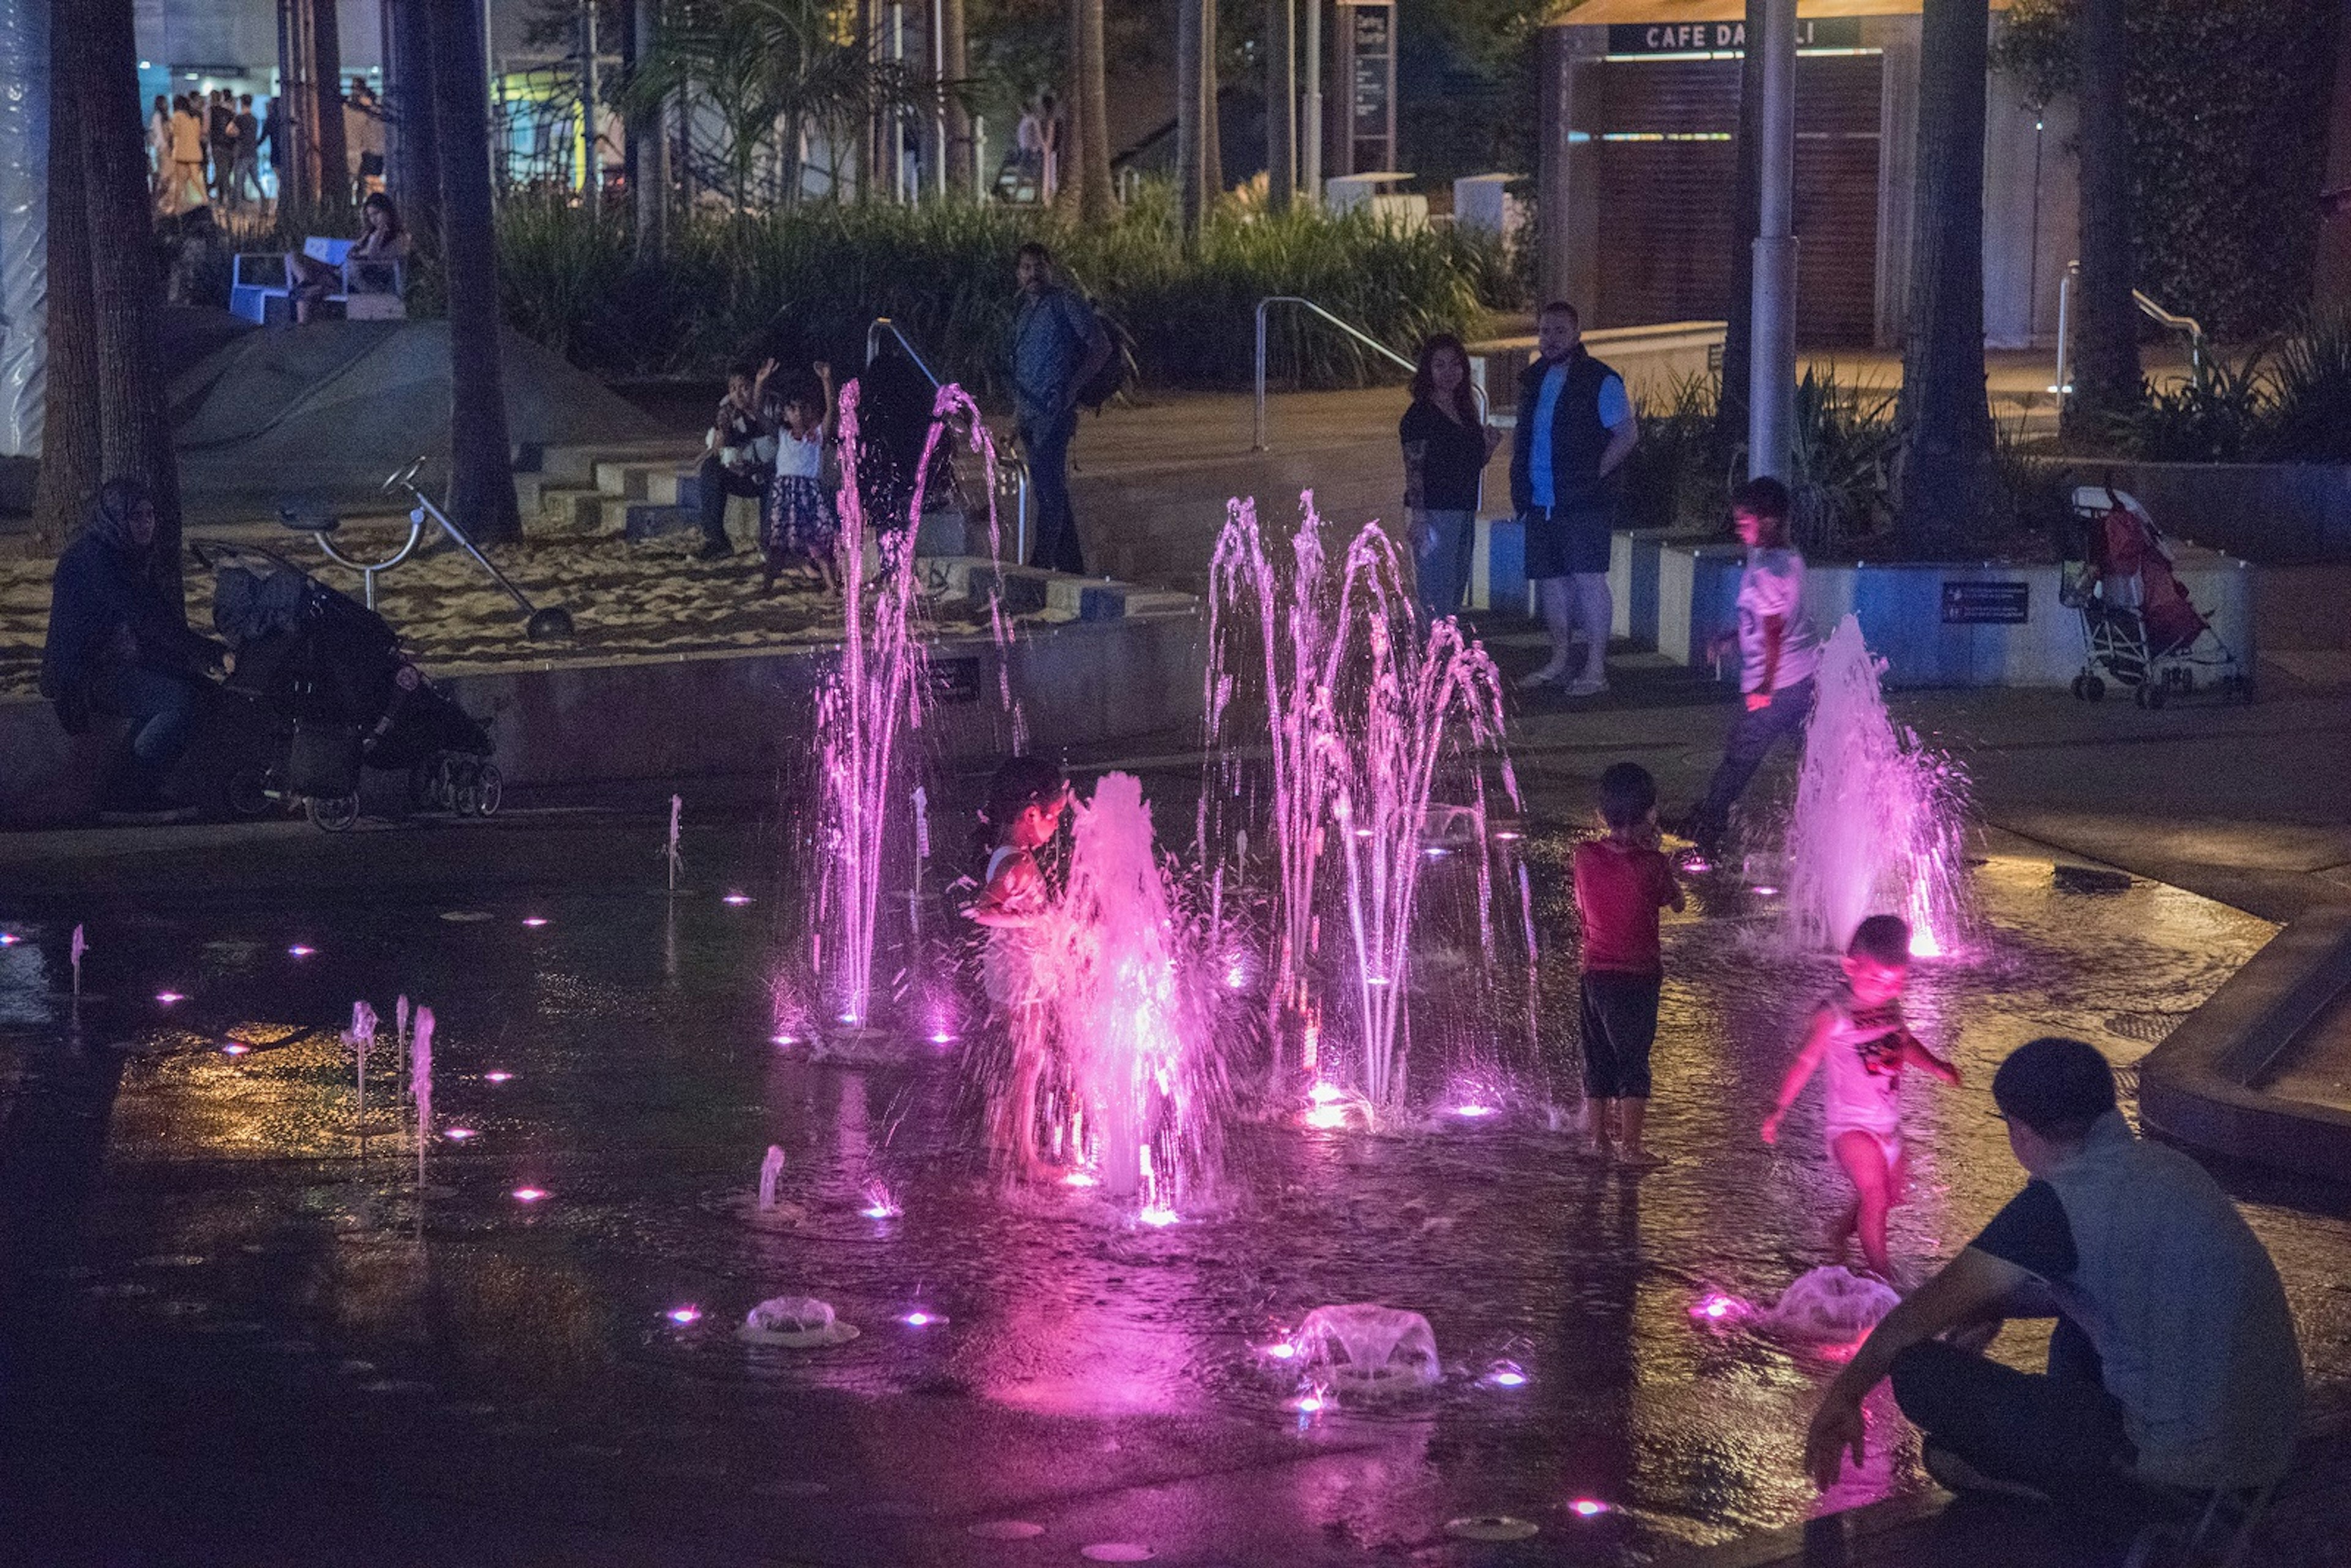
[386,0,441,250]
[942,0,971,195]
[73,0,184,600]
[1715,0,1766,455]
[1201,0,1221,200]
[1074,0,1114,222]
[1176,0,1205,235]
[32,17,101,552]
[427,0,522,543]
[1893,0,1993,555]
[1264,0,1295,212]
[2064,0,2139,438]
[310,0,350,208]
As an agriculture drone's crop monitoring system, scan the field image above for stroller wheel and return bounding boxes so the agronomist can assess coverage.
[306,794,360,833]
[2134,681,2165,710]
[470,762,503,817]
[227,767,275,819]
[2071,675,2088,700]
[2082,676,2105,703]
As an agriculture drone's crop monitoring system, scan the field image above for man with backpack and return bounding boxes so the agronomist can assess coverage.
[1011,242,1112,576]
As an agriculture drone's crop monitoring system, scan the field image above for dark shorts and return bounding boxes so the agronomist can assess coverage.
[358,151,385,178]
[1579,970,1660,1099]
[1523,498,1615,579]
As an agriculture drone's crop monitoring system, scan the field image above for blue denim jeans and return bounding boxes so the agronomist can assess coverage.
[1690,675,1816,844]
[94,665,196,765]
[1410,509,1475,621]
[1017,405,1082,575]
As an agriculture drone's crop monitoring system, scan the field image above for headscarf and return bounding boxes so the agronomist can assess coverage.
[84,479,151,553]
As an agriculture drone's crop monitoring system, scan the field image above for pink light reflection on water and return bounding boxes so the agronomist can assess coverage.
[521,917,547,928]
[1137,1206,1178,1228]
[219,1041,250,1057]
[484,1071,514,1084]
[666,1305,702,1325]
[722,893,752,906]
[1452,1103,1496,1119]
[0,932,17,945]
[443,1127,478,1142]
[1569,1498,1612,1518]
[899,1310,945,1327]
[511,1187,550,1203]
[287,944,316,958]
[156,991,185,1005]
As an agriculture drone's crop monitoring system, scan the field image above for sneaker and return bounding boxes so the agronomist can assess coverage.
[1563,675,1610,698]
[1921,1445,2050,1504]
[1515,666,1567,691]
[694,538,734,561]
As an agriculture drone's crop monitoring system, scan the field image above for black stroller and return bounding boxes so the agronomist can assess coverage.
[190,540,500,830]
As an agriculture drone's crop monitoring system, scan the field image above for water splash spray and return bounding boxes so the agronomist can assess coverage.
[1785,617,1970,956]
[70,924,84,997]
[758,1144,787,1212]
[349,1000,378,1155]
[411,1005,435,1187]
[666,794,684,893]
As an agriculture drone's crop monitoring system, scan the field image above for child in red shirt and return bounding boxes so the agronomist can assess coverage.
[1572,762,1684,1163]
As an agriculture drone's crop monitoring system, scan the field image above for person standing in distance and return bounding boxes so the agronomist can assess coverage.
[1510,301,1637,697]
[1011,242,1111,577]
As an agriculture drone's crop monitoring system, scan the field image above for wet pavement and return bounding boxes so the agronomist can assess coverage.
[4,753,2349,1566]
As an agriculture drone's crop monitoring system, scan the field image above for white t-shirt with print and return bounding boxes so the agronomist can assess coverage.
[1736,546,1821,692]
[774,427,823,480]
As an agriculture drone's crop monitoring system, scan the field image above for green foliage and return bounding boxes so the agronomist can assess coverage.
[492,191,1513,394]
[1618,372,1726,535]
[1396,0,1550,184]
[2098,313,2351,464]
[1990,0,2340,339]
[1787,367,1899,557]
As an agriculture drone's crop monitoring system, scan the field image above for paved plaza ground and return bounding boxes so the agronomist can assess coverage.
[3,637,2349,1566]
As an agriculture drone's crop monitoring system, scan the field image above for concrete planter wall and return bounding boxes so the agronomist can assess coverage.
[1468,516,2255,689]
[1656,542,2255,689]
[2033,460,2351,565]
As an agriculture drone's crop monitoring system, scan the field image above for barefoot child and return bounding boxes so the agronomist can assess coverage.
[1760,913,1962,1280]
[760,361,840,595]
[964,756,1072,1177]
[1572,762,1685,1163]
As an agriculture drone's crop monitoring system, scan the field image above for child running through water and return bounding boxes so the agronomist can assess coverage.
[1572,762,1684,1164]
[760,361,841,595]
[1760,914,1962,1281]
[964,756,1073,1179]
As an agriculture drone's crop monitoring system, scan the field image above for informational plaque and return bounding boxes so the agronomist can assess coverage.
[1335,1,1397,178]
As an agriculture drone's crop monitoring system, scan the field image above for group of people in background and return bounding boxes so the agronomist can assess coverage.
[149,76,388,220]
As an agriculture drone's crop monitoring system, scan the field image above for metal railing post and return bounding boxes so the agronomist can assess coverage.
[1254,294,1422,454]
[2052,261,2075,399]
[866,316,944,390]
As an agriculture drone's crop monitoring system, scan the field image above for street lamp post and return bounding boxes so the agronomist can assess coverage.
[1747,0,1796,481]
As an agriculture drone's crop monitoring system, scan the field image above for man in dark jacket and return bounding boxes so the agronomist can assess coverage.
[41,481,225,812]
[1509,301,1637,697]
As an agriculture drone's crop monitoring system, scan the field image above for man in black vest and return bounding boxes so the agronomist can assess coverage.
[1509,301,1638,696]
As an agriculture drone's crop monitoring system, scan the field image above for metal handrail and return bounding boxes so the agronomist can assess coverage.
[2052,261,2209,398]
[1254,295,1417,452]
[864,316,1031,562]
[866,317,943,391]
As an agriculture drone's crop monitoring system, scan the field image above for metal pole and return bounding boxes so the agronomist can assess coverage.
[2053,261,2075,398]
[890,3,907,201]
[1746,0,1796,482]
[1300,0,1321,201]
[583,0,601,196]
[1254,299,1270,450]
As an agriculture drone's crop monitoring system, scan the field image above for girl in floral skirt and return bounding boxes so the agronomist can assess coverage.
[760,360,840,594]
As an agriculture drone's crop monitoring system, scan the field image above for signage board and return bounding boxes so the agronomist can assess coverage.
[1605,17,1863,54]
[1940,581,2031,625]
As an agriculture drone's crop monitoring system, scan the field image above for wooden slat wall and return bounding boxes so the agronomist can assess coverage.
[1591,53,1883,347]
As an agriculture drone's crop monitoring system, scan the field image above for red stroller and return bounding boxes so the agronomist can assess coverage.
[2061,486,2250,708]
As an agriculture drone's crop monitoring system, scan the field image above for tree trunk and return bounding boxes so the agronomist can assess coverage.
[632,0,669,248]
[72,0,184,599]
[1893,0,1993,555]
[427,0,522,543]
[1074,0,1114,222]
[2065,0,2139,438]
[1201,0,1221,201]
[1176,0,1203,235]
[1715,0,1766,456]
[385,0,441,250]
[942,0,971,195]
[1264,0,1295,213]
[32,17,102,552]
[310,0,350,208]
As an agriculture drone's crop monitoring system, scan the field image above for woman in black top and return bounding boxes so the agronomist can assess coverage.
[1399,334,1499,622]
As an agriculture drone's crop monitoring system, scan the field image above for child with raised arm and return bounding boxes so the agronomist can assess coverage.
[1572,762,1685,1164]
[760,361,841,595]
[1760,914,1962,1281]
[964,756,1073,1179]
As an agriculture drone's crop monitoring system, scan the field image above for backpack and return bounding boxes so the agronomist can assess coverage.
[1071,296,1134,413]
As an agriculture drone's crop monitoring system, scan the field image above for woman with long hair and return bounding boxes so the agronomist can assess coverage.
[1399,333,1499,622]
[290,190,410,322]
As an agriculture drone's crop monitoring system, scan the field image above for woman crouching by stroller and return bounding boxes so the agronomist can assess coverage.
[40,480,227,818]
